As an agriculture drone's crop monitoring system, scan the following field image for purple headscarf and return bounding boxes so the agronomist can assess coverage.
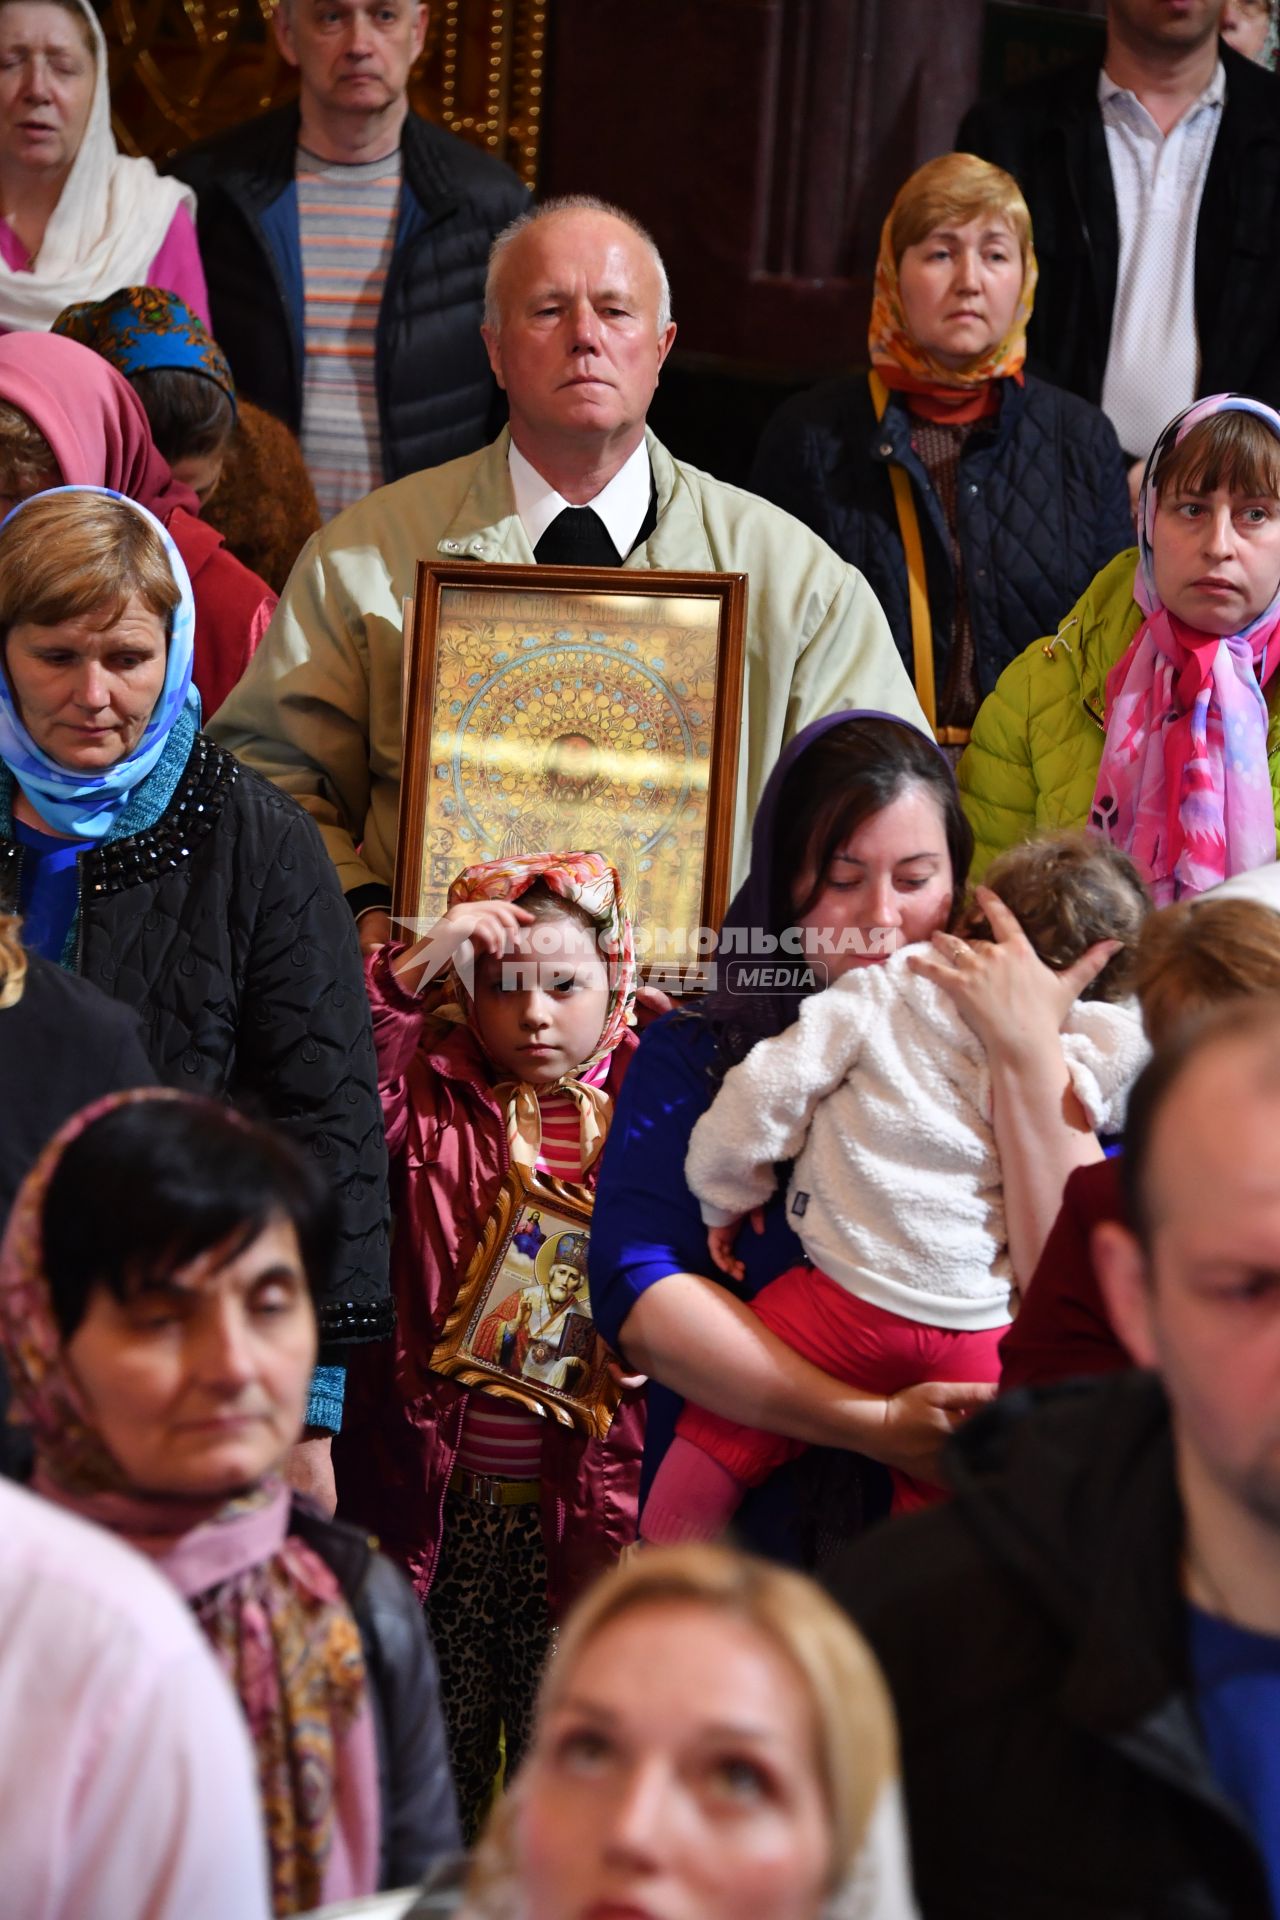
[702,710,958,1062]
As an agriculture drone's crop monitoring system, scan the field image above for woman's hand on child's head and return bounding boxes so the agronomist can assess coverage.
[706,1209,766,1283]
[908,887,1120,1060]
[877,1379,997,1483]
[391,899,535,992]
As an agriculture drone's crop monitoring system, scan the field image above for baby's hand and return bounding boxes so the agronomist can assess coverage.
[706,1208,767,1283]
[392,899,534,991]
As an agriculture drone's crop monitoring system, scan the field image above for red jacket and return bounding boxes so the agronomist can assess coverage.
[167,506,275,721]
[998,1157,1130,1394]
[334,948,644,1618]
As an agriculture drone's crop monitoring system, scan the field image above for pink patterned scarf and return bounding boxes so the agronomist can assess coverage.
[1091,394,1280,904]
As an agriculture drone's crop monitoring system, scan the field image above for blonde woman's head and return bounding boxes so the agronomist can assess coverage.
[469,1545,904,1920]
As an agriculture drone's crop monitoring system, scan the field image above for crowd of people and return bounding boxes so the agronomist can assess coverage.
[5,0,1280,1914]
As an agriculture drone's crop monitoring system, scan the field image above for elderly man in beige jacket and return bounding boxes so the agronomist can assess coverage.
[210,194,925,945]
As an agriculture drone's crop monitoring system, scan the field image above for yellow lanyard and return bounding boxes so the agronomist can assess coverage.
[869,372,970,747]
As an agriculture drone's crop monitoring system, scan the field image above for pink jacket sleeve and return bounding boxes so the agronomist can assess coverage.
[147,204,211,326]
[365,944,435,1159]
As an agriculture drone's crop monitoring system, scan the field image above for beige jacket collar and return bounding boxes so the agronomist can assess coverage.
[432,428,717,572]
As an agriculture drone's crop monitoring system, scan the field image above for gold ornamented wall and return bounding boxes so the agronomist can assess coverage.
[99,0,546,181]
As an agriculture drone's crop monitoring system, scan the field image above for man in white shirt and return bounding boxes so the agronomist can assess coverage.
[209,196,925,943]
[1097,7,1225,475]
[0,1476,270,1920]
[960,1,1280,486]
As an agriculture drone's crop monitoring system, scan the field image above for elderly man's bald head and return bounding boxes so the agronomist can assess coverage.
[479,196,677,472]
[484,195,673,337]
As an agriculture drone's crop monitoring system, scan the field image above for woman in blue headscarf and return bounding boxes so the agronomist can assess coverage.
[0,486,389,1388]
[588,710,1111,1562]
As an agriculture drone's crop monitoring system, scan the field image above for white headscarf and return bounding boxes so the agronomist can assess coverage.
[827,1783,922,1920]
[0,0,195,331]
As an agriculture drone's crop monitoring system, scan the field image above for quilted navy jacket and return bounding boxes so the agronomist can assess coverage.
[170,106,530,482]
[0,734,391,1346]
[750,373,1133,703]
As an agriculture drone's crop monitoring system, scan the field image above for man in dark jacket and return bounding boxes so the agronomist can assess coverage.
[170,0,529,521]
[830,998,1280,1919]
[959,2,1280,478]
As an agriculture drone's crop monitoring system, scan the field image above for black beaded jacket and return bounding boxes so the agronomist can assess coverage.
[0,733,391,1345]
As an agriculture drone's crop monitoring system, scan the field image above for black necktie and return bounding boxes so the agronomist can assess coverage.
[534,506,622,567]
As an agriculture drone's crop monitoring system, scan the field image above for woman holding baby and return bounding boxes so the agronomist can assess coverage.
[588,710,1124,1560]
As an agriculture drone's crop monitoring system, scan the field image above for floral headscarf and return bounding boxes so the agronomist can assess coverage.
[53,284,237,413]
[0,1090,377,1915]
[1091,393,1280,904]
[444,849,636,1172]
[868,167,1038,425]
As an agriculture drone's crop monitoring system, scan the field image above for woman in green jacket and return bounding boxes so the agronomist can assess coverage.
[960,393,1280,896]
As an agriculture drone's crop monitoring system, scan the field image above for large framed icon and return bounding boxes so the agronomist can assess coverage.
[393,562,747,967]
[429,1167,621,1439]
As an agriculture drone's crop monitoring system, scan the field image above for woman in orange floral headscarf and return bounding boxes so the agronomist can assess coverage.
[335,849,646,1846]
[752,152,1133,746]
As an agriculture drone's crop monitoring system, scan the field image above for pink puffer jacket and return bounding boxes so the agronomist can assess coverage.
[334,946,643,1618]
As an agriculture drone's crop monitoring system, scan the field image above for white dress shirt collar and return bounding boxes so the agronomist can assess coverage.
[1098,57,1226,126]
[508,438,653,558]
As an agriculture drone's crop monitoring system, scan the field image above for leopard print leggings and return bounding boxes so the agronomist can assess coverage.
[425,1491,552,1842]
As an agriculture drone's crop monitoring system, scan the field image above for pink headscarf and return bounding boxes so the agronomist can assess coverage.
[1091,393,1280,904]
[0,329,197,520]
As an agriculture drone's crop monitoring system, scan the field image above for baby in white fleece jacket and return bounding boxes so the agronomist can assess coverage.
[641,831,1152,1539]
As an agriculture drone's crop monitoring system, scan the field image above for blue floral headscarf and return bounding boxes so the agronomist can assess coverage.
[52,286,237,413]
[0,486,198,840]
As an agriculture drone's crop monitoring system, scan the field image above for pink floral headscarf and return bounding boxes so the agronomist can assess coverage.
[1091,394,1280,904]
[444,848,636,1171]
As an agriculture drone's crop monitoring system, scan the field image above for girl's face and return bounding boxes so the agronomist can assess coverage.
[65,1215,317,1499]
[516,1600,832,1920]
[169,445,226,506]
[471,911,611,1088]
[792,782,955,981]
[896,214,1024,368]
[1152,481,1280,635]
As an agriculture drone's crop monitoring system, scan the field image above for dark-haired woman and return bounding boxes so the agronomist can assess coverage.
[589,711,1111,1560]
[0,1090,459,1916]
